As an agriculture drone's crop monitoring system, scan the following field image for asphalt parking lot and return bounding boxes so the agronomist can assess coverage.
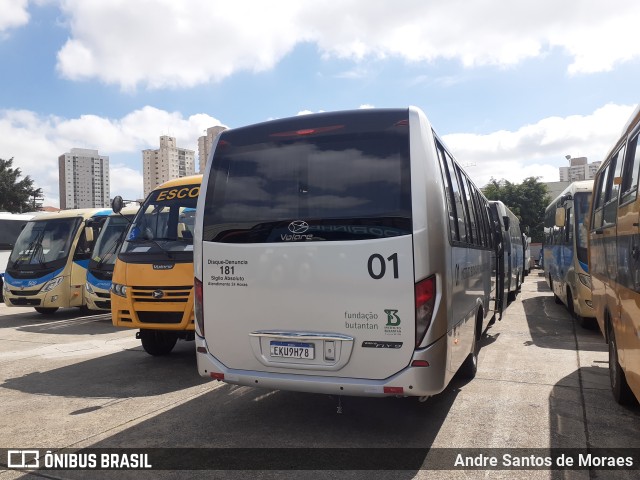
[1,271,639,479]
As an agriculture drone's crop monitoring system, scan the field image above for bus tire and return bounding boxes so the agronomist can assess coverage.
[460,313,481,379]
[140,329,178,356]
[567,288,576,319]
[550,278,561,304]
[35,307,58,315]
[567,288,597,329]
[607,320,635,405]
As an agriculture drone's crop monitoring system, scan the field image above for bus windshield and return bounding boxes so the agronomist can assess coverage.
[9,217,81,267]
[120,184,199,260]
[574,192,591,265]
[91,215,132,267]
[0,219,29,251]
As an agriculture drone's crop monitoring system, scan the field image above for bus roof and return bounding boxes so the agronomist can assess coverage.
[0,212,39,221]
[110,205,140,216]
[26,208,112,221]
[153,174,203,190]
[546,180,593,212]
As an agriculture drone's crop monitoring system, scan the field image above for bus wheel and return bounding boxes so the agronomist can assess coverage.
[35,307,58,315]
[568,289,596,329]
[567,288,576,319]
[139,329,178,356]
[550,278,561,304]
[607,321,635,405]
[460,314,481,379]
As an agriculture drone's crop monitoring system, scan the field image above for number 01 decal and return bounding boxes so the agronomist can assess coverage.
[367,253,399,279]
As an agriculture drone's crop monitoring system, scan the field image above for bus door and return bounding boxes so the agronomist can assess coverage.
[595,151,624,331]
[556,199,571,294]
[615,149,640,385]
[69,223,97,307]
[489,205,505,315]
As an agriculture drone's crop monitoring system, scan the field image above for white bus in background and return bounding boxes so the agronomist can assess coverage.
[194,106,497,401]
[0,212,38,302]
[490,201,523,308]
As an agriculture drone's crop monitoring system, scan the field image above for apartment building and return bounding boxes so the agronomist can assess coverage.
[58,148,110,209]
[197,126,226,173]
[559,157,601,182]
[142,135,195,198]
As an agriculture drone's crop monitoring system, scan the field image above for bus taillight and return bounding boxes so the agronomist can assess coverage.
[194,277,204,336]
[415,275,436,348]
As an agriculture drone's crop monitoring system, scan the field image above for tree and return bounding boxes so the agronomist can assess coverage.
[482,176,550,243]
[0,157,42,213]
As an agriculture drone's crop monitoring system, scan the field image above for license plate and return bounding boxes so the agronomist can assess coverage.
[270,341,314,359]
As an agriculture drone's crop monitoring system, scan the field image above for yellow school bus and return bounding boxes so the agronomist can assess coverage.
[3,208,111,314]
[588,105,640,405]
[110,175,201,355]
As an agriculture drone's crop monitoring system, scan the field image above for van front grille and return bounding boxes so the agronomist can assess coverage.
[131,286,191,303]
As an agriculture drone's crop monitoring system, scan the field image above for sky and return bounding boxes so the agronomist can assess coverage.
[1,0,639,208]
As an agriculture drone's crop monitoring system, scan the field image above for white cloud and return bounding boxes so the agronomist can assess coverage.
[442,103,637,187]
[50,0,640,89]
[0,107,224,207]
[2,103,635,208]
[0,0,30,33]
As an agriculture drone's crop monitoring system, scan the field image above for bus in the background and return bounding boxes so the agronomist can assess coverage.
[490,201,523,312]
[110,175,201,356]
[3,208,111,314]
[85,205,140,311]
[589,105,640,405]
[0,212,37,302]
[543,180,595,328]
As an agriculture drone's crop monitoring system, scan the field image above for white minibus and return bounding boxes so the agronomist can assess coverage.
[194,107,496,399]
[490,201,523,307]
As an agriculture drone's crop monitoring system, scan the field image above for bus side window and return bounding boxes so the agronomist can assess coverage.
[620,132,640,205]
[592,162,611,229]
[74,229,93,260]
[603,148,625,226]
[464,177,482,247]
[453,164,472,245]
[439,145,467,243]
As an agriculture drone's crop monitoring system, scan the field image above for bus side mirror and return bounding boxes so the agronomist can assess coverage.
[85,227,94,243]
[555,208,566,228]
[503,216,510,231]
[112,196,124,214]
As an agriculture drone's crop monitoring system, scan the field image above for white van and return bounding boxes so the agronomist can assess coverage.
[194,107,496,398]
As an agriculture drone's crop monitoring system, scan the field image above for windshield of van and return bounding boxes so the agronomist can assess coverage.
[120,184,199,260]
[9,217,81,267]
[202,109,412,243]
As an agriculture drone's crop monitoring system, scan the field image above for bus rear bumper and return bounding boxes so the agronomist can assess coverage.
[195,333,450,398]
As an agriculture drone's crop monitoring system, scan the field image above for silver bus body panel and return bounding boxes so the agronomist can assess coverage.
[195,326,450,397]
[195,106,491,397]
[201,236,415,379]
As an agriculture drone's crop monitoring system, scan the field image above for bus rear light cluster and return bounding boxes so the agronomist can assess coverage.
[415,275,436,348]
[383,387,404,394]
[194,277,204,336]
